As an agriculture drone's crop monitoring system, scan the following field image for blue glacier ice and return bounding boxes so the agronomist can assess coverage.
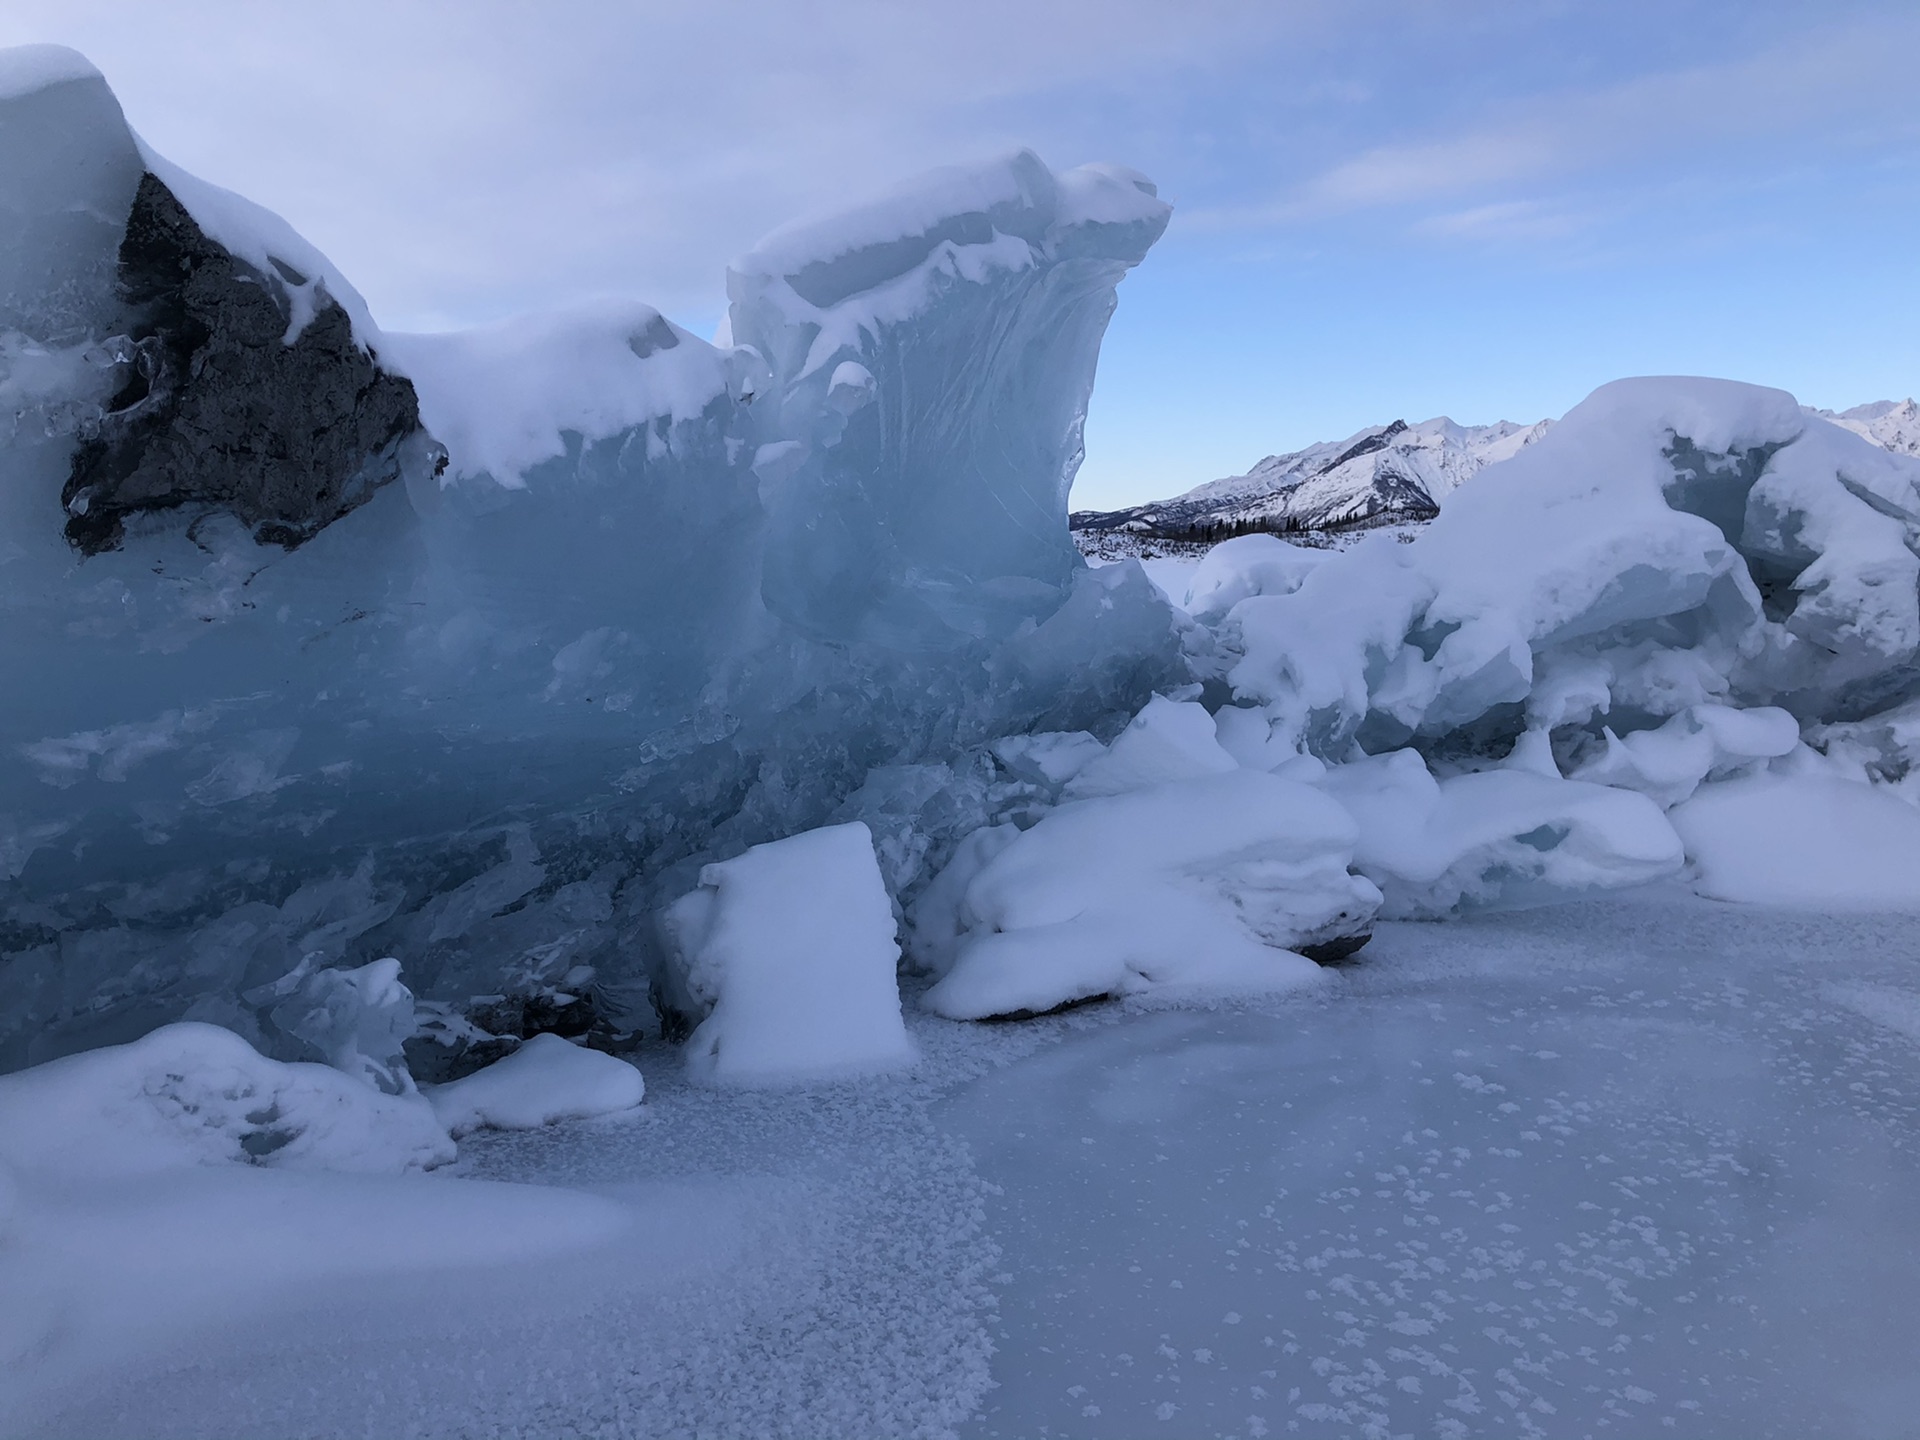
[0,46,1183,1066]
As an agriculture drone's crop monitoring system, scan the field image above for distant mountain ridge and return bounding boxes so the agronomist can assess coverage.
[1073,399,1918,547]
[1071,415,1551,543]
[1815,399,1920,457]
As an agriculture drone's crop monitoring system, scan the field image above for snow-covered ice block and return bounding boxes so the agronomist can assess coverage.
[903,822,1022,979]
[921,773,1378,1021]
[660,823,916,1085]
[1317,750,1684,919]
[258,956,418,1096]
[729,147,1171,646]
[423,1033,644,1137]
[0,1021,453,1178]
[1670,773,1920,908]
[1061,695,1238,800]
[989,731,1108,792]
[1183,532,1328,619]
[1568,703,1800,808]
[0,49,1183,1066]
[1810,695,1920,801]
[1220,378,1920,763]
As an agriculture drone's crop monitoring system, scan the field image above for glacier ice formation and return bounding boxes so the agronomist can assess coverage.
[0,45,1183,1068]
[5,42,1920,1080]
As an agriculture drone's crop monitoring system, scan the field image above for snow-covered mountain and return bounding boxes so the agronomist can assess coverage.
[1071,415,1551,541]
[1075,399,1919,545]
[1812,398,1920,457]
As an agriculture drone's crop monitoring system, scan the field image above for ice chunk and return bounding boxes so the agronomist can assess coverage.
[1810,695,1920,800]
[1670,772,1920,908]
[381,301,729,489]
[1222,378,1920,764]
[729,147,1170,646]
[1061,696,1238,800]
[1569,703,1800,808]
[989,731,1108,792]
[660,823,916,1085]
[0,64,1182,1068]
[423,1033,643,1137]
[1211,703,1305,772]
[1316,750,1684,918]
[902,823,1022,978]
[0,1021,453,1178]
[921,773,1377,1021]
[1183,533,1329,619]
[261,957,418,1095]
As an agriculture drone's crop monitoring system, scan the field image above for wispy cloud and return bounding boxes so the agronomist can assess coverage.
[0,0,1331,327]
[1190,13,1920,238]
[1411,198,1585,244]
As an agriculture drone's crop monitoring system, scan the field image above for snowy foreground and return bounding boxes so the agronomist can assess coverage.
[7,42,1920,1440]
[6,890,1920,1439]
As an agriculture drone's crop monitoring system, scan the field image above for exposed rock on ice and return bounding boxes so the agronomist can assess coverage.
[65,172,422,552]
[0,49,421,554]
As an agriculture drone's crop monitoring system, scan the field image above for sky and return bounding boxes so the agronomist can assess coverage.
[4,0,1916,509]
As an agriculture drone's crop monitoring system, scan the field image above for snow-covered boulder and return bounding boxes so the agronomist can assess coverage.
[1060,695,1237,800]
[1316,750,1685,919]
[0,1021,454,1177]
[920,773,1379,1022]
[1181,532,1330,619]
[1670,771,1920,909]
[423,1033,644,1137]
[659,823,917,1084]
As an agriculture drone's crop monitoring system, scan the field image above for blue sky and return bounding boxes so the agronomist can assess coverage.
[5,0,1916,508]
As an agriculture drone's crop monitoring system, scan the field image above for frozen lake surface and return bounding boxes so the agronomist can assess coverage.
[18,889,1920,1440]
